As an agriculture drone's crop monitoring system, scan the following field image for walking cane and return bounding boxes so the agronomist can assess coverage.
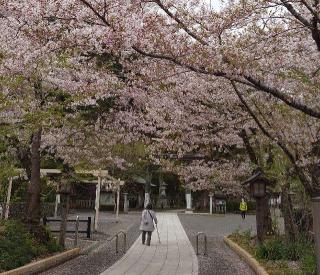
[155,223,161,244]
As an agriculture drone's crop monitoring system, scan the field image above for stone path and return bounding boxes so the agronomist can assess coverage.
[100,213,198,275]
[178,213,259,275]
[41,213,142,275]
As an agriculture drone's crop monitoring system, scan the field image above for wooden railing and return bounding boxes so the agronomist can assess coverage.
[70,200,95,209]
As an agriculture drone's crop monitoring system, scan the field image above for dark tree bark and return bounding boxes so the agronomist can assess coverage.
[26,128,42,225]
[281,182,298,242]
[239,129,258,165]
[239,128,273,242]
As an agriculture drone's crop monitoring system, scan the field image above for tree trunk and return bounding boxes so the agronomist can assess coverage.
[262,195,273,235]
[256,195,272,243]
[26,128,42,225]
[281,184,298,242]
[59,193,70,248]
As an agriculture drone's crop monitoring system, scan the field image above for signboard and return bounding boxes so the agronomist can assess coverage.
[100,192,115,206]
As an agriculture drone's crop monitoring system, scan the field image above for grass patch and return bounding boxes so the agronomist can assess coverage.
[0,219,61,272]
[229,230,316,275]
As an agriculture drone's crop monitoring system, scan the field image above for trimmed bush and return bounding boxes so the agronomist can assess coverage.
[256,238,288,260]
[0,220,61,272]
[230,230,316,274]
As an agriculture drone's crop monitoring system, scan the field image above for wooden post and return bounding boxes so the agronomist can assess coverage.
[74,215,79,246]
[87,217,92,238]
[256,197,266,243]
[4,177,13,220]
[94,173,101,231]
[312,196,320,274]
[43,216,47,226]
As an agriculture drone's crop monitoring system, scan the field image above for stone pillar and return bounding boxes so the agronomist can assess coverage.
[312,196,320,274]
[123,193,129,213]
[144,180,151,208]
[144,192,150,208]
[116,186,120,222]
[54,194,60,218]
[185,189,193,213]
[94,175,101,231]
[209,193,213,215]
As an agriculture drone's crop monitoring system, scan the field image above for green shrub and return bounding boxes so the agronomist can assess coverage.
[0,220,61,272]
[256,238,288,260]
[231,229,316,274]
[226,201,239,212]
[243,229,252,240]
[300,253,316,275]
[256,235,316,269]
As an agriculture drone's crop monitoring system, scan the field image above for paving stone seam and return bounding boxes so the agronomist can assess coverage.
[139,216,163,275]
[103,231,147,274]
[121,214,165,275]
[155,213,169,275]
[142,213,168,275]
[172,214,181,275]
[141,217,163,275]
[176,216,195,274]
[100,213,198,275]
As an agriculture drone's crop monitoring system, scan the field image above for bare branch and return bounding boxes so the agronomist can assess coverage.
[132,46,224,76]
[244,75,320,118]
[300,0,320,24]
[231,81,314,194]
[78,0,112,28]
[153,0,209,46]
[280,0,312,28]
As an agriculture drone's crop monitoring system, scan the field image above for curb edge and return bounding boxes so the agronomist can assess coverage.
[1,247,81,275]
[223,236,269,275]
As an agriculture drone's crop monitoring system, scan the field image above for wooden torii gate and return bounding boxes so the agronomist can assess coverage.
[2,169,124,231]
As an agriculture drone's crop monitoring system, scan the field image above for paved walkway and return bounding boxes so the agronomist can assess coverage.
[100,213,198,275]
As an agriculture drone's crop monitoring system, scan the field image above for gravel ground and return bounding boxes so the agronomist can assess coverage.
[178,213,256,275]
[41,212,141,275]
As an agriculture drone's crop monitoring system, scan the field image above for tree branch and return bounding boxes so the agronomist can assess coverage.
[231,81,314,194]
[153,0,208,46]
[78,0,112,28]
[231,81,296,162]
[244,75,320,118]
[133,46,320,119]
[301,0,320,24]
[280,0,312,28]
[239,129,259,165]
[132,46,225,76]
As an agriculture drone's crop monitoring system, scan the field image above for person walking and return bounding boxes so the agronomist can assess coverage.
[140,203,158,246]
[239,198,248,220]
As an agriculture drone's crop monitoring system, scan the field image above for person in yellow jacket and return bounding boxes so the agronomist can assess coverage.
[239,198,247,219]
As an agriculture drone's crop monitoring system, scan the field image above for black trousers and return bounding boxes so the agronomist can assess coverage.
[142,231,152,246]
[241,211,246,219]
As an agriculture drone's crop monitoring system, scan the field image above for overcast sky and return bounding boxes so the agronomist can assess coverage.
[204,0,222,11]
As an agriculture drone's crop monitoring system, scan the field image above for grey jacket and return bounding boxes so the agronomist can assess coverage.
[139,209,158,232]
